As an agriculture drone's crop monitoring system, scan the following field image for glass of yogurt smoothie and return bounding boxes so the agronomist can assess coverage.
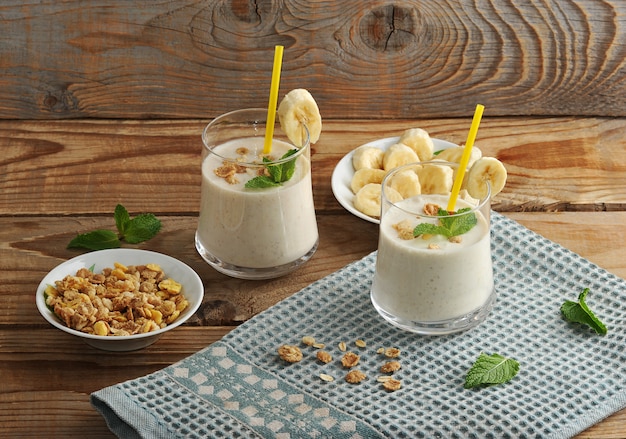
[195,108,319,279]
[370,161,495,334]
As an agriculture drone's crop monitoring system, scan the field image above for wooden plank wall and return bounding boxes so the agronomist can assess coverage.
[1,0,625,120]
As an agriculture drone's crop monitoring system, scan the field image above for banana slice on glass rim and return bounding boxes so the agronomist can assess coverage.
[277,89,322,148]
[465,157,508,199]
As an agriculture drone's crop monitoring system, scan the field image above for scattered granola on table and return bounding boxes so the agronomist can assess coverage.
[316,350,333,364]
[302,336,316,346]
[380,361,402,373]
[44,262,188,336]
[382,378,402,391]
[384,347,401,358]
[345,370,367,384]
[278,345,303,363]
[277,336,404,392]
[341,351,361,368]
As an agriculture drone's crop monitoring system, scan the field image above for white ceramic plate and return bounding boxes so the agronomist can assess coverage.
[36,249,204,351]
[331,137,458,224]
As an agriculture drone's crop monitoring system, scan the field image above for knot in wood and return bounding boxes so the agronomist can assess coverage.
[42,88,78,114]
[360,5,417,52]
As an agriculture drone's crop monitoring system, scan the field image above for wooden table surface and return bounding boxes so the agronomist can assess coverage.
[1,116,625,438]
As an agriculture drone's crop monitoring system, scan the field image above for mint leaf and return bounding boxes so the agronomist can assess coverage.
[245,175,282,188]
[413,208,477,238]
[413,223,451,238]
[245,149,298,188]
[121,213,162,244]
[438,208,476,236]
[271,149,298,182]
[68,204,162,250]
[114,204,131,235]
[67,230,121,250]
[464,353,520,389]
[561,288,607,335]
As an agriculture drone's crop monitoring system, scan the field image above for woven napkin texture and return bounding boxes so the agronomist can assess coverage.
[91,212,626,439]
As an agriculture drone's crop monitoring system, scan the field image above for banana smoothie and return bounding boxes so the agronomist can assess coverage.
[196,136,318,274]
[371,193,494,334]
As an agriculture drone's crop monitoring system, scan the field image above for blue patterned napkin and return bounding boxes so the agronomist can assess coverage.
[91,212,626,438]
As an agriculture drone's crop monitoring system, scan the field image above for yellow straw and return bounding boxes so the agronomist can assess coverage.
[263,45,284,154]
[447,104,485,211]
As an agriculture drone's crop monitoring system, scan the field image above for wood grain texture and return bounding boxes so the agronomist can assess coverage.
[1,117,625,216]
[1,0,625,119]
[0,214,378,326]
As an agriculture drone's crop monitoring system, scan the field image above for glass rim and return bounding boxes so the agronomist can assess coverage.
[202,108,310,166]
[381,161,491,218]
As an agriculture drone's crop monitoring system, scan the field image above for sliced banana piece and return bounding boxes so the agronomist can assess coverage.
[388,169,421,198]
[352,146,384,171]
[459,189,479,206]
[383,143,419,171]
[437,146,483,189]
[416,162,454,194]
[465,157,507,199]
[350,168,387,194]
[398,128,434,161]
[436,146,482,168]
[277,89,322,147]
[353,183,402,218]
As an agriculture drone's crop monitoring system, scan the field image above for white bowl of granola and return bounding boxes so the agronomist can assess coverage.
[36,249,204,351]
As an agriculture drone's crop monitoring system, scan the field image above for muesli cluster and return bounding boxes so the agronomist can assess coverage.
[277,336,403,392]
[214,147,250,185]
[44,262,188,336]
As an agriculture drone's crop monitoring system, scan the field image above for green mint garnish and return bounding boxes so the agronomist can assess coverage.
[561,288,607,335]
[464,353,520,389]
[413,207,477,238]
[244,175,281,188]
[67,230,121,250]
[67,204,162,250]
[121,213,162,244]
[245,149,298,189]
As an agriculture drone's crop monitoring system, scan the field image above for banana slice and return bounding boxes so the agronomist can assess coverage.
[398,128,434,161]
[437,146,483,189]
[388,169,421,198]
[350,168,387,194]
[277,89,322,147]
[465,157,507,199]
[353,183,402,218]
[352,146,384,171]
[383,143,419,171]
[416,162,454,194]
[459,189,479,206]
[436,146,482,168]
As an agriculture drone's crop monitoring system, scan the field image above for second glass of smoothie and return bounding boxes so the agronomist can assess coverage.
[370,161,495,334]
[195,109,319,279]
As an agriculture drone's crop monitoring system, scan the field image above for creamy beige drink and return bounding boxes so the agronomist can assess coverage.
[196,136,318,277]
[371,193,494,334]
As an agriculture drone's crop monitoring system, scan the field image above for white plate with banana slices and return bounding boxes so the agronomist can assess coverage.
[331,137,458,224]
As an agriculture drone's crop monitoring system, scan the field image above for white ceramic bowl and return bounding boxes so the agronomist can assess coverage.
[36,249,204,351]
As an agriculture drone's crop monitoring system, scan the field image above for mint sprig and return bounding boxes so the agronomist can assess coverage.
[245,149,298,189]
[464,353,520,389]
[561,288,608,335]
[67,204,162,250]
[67,229,121,250]
[413,208,477,238]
